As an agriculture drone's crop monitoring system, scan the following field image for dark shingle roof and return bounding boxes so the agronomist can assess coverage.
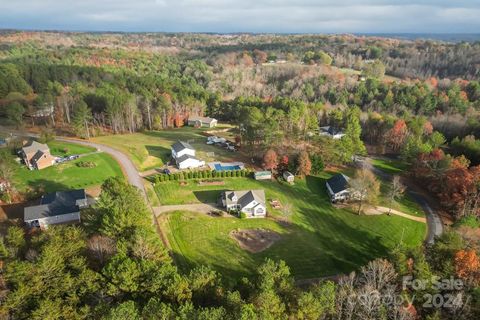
[224,190,265,208]
[41,189,86,206]
[176,154,197,164]
[30,150,46,163]
[326,174,350,194]
[172,141,194,153]
[24,189,87,221]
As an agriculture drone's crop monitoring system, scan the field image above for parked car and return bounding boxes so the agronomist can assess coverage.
[163,168,171,175]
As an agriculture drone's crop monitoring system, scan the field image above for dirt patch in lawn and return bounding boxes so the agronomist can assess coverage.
[230,229,281,253]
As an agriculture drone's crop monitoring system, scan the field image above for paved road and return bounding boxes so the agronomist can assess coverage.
[56,137,146,198]
[364,157,443,244]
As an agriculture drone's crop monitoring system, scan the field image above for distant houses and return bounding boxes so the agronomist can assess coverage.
[171,141,205,169]
[20,140,55,170]
[222,190,267,218]
[319,126,345,139]
[188,116,218,128]
[326,174,351,203]
[24,189,88,228]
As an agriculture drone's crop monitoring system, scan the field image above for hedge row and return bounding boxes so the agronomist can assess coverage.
[153,169,253,183]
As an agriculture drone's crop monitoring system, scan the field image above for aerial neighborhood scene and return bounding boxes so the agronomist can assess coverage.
[0,1,480,319]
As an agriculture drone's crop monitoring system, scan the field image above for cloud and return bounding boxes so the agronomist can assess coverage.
[0,0,479,33]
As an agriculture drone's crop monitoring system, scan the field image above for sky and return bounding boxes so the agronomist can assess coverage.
[1,0,480,34]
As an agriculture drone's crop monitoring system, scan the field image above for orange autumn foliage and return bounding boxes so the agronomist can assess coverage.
[455,250,480,282]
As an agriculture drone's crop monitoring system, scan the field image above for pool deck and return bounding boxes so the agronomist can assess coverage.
[207,161,245,171]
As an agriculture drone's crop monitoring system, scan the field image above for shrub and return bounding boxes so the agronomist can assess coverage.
[76,161,96,168]
[454,215,480,228]
[239,212,247,219]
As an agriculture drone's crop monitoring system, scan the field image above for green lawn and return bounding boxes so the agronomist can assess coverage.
[47,141,96,156]
[158,174,427,281]
[92,126,244,172]
[371,158,408,175]
[13,152,123,193]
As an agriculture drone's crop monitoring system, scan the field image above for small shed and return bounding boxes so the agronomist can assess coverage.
[254,171,272,180]
[283,171,294,183]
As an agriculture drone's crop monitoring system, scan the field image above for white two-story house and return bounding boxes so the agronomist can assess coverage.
[171,141,205,169]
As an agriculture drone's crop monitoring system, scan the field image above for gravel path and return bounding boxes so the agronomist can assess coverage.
[365,206,427,223]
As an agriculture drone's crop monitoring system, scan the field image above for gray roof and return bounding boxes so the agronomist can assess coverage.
[172,141,194,153]
[24,189,87,221]
[224,190,265,208]
[30,150,46,163]
[326,174,350,194]
[189,116,216,123]
[176,154,198,164]
[22,140,49,155]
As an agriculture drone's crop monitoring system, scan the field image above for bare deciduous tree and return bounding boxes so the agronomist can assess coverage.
[388,176,406,215]
[350,169,380,214]
[87,235,115,264]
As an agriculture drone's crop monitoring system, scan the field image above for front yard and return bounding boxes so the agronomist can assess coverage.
[156,174,427,281]
[12,142,123,194]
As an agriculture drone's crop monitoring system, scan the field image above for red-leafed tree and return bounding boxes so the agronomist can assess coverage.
[278,155,289,172]
[263,149,278,171]
[297,151,311,177]
[385,119,409,151]
[423,121,433,135]
[455,250,480,284]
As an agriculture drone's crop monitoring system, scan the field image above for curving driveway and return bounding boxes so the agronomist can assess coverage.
[364,157,443,244]
[56,137,146,198]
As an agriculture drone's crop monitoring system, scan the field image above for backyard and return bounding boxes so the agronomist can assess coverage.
[156,173,427,281]
[12,141,123,193]
[92,126,242,172]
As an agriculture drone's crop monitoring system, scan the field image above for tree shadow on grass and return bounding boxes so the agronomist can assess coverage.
[145,145,171,164]
[193,190,225,203]
[25,179,73,199]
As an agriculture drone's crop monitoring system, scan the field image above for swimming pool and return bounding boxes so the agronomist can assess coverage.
[214,164,241,171]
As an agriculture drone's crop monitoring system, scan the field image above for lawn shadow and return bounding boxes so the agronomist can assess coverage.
[25,178,76,195]
[193,190,224,203]
[293,205,390,275]
[145,145,171,163]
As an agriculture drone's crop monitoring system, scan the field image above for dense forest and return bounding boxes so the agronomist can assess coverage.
[1,31,480,319]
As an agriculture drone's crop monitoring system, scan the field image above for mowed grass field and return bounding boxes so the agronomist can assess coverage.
[157,174,427,281]
[92,126,242,172]
[12,141,123,193]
